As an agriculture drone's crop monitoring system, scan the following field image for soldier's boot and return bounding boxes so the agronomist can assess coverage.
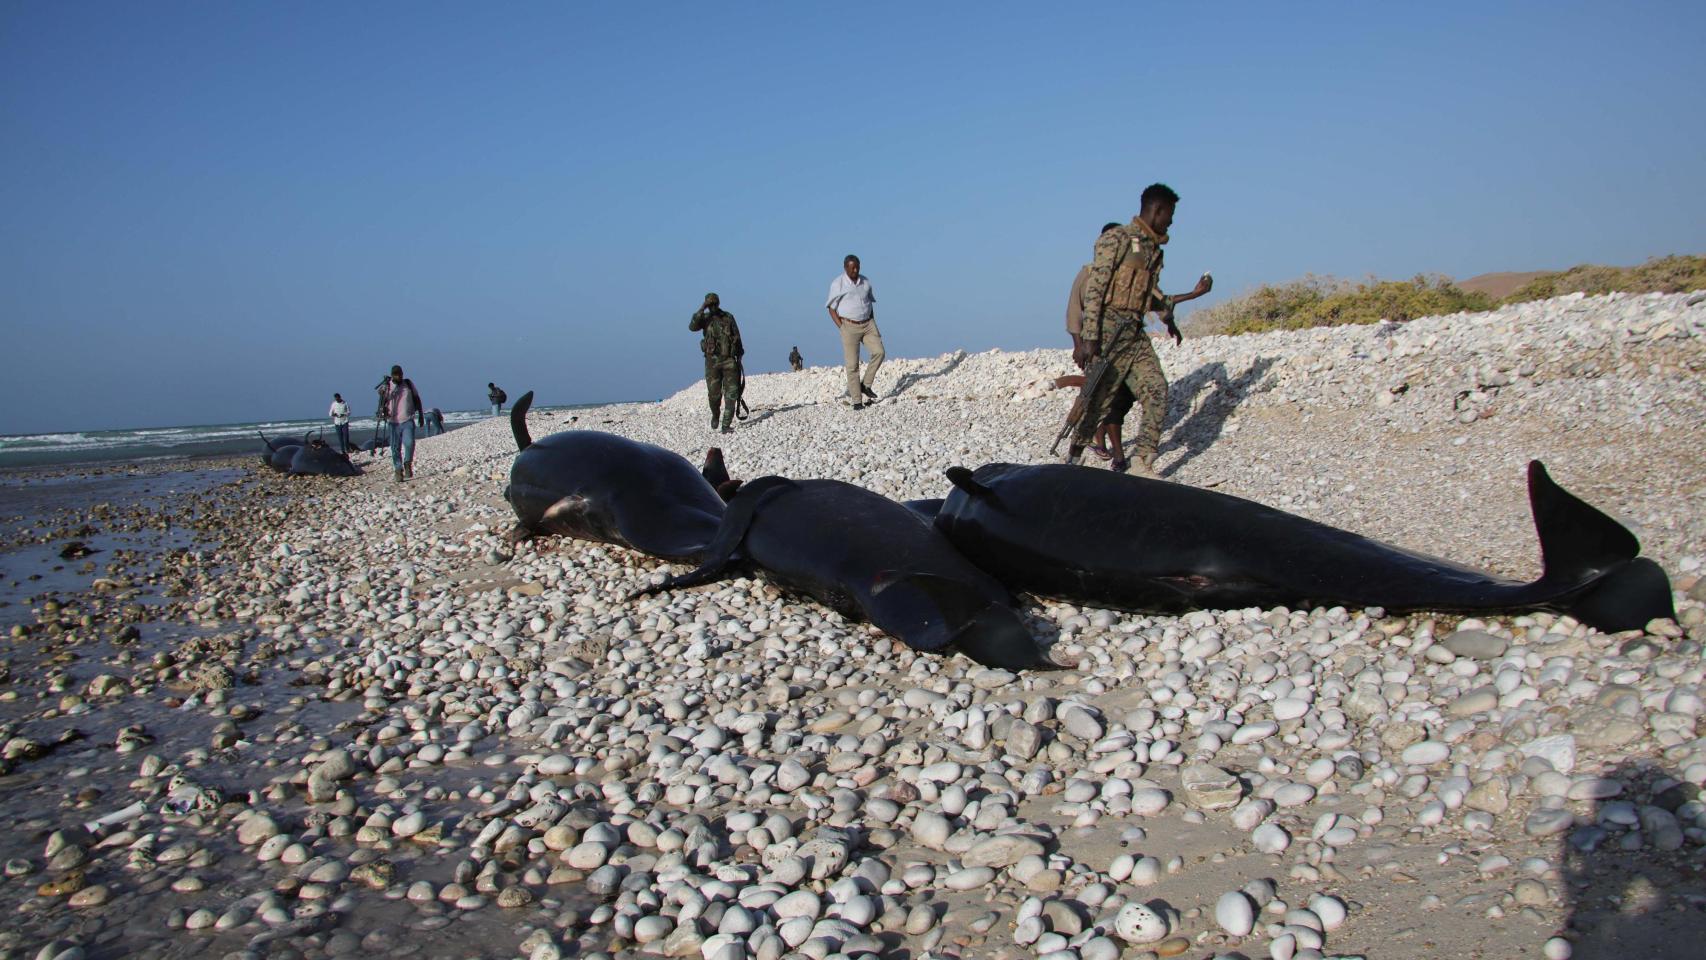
[393,467,404,483]
[404,463,414,480]
[720,425,734,435]
[1123,455,1159,480]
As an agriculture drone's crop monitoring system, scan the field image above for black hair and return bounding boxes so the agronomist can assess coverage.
[844,254,860,264]
[1101,222,1121,234]
[1140,183,1180,210]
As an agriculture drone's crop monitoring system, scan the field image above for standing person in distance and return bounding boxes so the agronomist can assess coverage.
[689,293,745,434]
[487,382,507,416]
[825,254,884,410]
[328,393,351,454]
[789,345,803,372]
[381,365,425,482]
[1072,183,1213,476]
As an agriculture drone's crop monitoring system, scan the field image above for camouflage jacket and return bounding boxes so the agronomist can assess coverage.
[1080,216,1171,345]
[690,308,744,362]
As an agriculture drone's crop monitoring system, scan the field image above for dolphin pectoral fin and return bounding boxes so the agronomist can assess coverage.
[948,605,1055,671]
[540,495,592,527]
[511,391,535,452]
[870,570,1050,669]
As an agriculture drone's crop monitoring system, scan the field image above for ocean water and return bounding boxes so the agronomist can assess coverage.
[0,405,593,469]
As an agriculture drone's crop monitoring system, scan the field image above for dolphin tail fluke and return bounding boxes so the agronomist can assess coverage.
[1566,557,1676,633]
[1527,460,1675,631]
[625,475,793,601]
[945,466,993,498]
[511,391,535,452]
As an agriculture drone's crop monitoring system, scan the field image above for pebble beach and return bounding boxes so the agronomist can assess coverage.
[3,289,1706,960]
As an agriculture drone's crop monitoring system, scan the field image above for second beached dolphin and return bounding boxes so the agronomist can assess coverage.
[931,461,1674,633]
[504,391,725,561]
[630,476,1057,670]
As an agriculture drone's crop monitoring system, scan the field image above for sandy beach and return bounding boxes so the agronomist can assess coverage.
[3,290,1705,960]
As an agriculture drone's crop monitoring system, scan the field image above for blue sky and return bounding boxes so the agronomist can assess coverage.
[3,1,1702,434]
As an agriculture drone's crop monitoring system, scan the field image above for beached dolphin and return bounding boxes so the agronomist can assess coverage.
[631,476,1055,670]
[286,439,360,477]
[931,461,1675,633]
[504,391,725,561]
[258,433,304,472]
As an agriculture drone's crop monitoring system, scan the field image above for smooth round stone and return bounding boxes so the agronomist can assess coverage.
[964,834,1045,869]
[1526,809,1574,837]
[1113,901,1169,944]
[537,755,574,776]
[1273,698,1310,722]
[1233,722,1279,745]
[633,916,671,943]
[1252,824,1291,854]
[773,890,822,920]
[1442,628,1507,660]
[943,866,996,890]
[910,812,951,849]
[1273,783,1316,807]
[1308,895,1347,931]
[1543,936,1573,959]
[1130,789,1171,816]
[1080,936,1120,960]
[904,903,938,935]
[391,812,426,838]
[1215,890,1256,936]
[1129,856,1163,885]
[1402,741,1451,766]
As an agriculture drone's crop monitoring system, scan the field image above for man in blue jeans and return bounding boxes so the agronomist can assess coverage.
[381,365,426,482]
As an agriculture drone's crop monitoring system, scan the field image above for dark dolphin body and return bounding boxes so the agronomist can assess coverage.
[287,442,360,477]
[632,476,1053,670]
[259,432,359,476]
[504,391,725,561]
[259,434,304,472]
[931,462,1674,633]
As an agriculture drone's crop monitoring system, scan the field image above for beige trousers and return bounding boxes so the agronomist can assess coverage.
[838,319,885,403]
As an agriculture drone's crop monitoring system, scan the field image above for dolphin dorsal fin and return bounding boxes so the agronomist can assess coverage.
[511,391,536,452]
[945,466,993,498]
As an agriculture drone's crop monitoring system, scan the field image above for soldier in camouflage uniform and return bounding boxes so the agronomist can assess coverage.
[1072,183,1213,476]
[690,293,745,433]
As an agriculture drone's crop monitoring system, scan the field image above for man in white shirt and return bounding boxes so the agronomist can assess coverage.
[328,393,351,453]
[825,254,885,409]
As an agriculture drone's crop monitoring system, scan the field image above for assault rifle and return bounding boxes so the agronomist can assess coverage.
[1049,354,1113,459]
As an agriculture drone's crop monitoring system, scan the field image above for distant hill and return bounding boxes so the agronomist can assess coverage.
[1457,271,1550,300]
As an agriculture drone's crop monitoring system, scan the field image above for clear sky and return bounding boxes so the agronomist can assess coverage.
[3,1,1702,435]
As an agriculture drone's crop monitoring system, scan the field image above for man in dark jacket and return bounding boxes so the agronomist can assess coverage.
[381,365,426,481]
[487,382,507,416]
[690,293,745,434]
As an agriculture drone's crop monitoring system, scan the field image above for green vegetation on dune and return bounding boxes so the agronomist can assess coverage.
[1186,255,1706,337]
[1187,274,1493,336]
[1500,255,1706,303]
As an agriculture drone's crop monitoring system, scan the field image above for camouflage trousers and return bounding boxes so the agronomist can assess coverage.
[1073,317,1168,464]
[705,358,742,428]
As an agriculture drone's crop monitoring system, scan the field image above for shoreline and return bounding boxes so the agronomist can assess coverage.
[1,291,1704,960]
